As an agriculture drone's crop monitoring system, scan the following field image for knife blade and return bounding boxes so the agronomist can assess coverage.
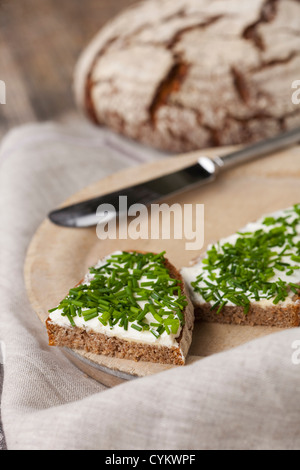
[48,127,300,228]
[49,158,215,228]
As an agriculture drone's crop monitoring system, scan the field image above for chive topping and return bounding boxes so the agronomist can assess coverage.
[191,204,300,314]
[49,251,187,337]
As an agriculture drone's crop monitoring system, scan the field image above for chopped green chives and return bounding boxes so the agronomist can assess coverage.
[83,312,99,321]
[82,308,97,315]
[49,251,185,337]
[100,311,111,322]
[150,329,160,338]
[69,288,80,295]
[148,303,158,317]
[157,325,165,335]
[130,306,140,315]
[131,324,142,332]
[66,311,76,327]
[192,204,300,313]
[70,305,76,317]
[153,313,163,324]
[97,299,110,306]
[70,300,84,307]
[137,310,146,322]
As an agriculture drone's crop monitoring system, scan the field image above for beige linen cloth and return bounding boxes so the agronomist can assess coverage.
[1,118,300,450]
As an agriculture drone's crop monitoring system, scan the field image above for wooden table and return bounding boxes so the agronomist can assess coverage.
[0,0,136,139]
[0,0,136,450]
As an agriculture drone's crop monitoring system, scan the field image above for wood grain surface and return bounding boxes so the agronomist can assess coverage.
[0,0,136,139]
[0,0,136,449]
[24,143,300,384]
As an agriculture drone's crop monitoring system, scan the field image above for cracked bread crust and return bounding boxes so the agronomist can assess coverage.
[74,0,300,153]
[46,255,194,366]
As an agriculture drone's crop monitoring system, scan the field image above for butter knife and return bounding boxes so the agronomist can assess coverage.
[48,127,300,228]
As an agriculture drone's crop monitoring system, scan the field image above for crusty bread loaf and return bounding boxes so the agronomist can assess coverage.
[74,0,300,153]
[46,251,194,366]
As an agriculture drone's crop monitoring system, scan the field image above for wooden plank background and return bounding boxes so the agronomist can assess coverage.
[0,0,136,139]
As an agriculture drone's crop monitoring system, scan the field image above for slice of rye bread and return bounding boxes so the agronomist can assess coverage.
[183,255,300,327]
[46,252,194,366]
[181,207,300,328]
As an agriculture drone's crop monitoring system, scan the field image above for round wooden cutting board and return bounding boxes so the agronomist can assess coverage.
[24,144,300,387]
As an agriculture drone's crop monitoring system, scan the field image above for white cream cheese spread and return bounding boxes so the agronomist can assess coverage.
[49,251,187,349]
[181,205,300,310]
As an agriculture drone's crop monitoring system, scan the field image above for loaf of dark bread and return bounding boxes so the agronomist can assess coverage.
[46,251,194,365]
[74,0,300,153]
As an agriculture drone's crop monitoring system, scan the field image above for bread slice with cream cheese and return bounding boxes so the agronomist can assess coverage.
[46,251,194,365]
[181,205,300,327]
